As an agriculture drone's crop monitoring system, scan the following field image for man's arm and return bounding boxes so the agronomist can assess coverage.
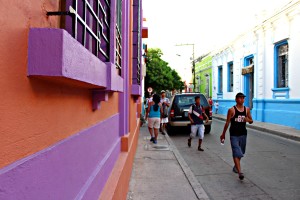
[203,112,209,123]
[220,108,234,141]
[159,103,163,114]
[188,113,194,124]
[145,102,152,120]
[245,107,253,124]
[164,99,170,107]
[188,106,194,124]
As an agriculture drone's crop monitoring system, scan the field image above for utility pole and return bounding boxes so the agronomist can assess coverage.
[175,43,196,91]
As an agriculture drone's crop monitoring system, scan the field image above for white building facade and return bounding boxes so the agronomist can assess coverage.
[212,1,300,130]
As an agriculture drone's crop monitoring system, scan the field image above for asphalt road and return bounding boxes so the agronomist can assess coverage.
[169,119,300,200]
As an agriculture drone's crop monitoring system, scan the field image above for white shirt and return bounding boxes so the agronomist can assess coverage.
[160,98,170,105]
[214,102,219,108]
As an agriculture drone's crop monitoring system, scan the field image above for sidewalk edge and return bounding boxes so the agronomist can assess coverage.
[213,116,300,142]
[164,133,210,200]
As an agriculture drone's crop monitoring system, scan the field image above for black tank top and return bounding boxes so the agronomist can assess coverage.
[229,106,247,136]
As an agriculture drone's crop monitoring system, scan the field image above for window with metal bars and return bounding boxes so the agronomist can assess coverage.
[275,42,288,88]
[132,0,141,85]
[115,0,122,75]
[227,62,233,92]
[57,0,111,65]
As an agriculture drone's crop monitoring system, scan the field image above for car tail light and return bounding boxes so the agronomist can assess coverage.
[209,107,212,117]
[170,109,174,117]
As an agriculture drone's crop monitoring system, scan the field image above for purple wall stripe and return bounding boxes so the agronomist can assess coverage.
[0,114,121,200]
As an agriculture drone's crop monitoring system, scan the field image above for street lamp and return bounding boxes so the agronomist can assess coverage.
[175,44,196,91]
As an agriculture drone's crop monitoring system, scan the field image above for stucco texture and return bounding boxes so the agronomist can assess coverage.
[0,0,118,169]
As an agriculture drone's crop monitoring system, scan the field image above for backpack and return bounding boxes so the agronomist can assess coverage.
[162,103,168,118]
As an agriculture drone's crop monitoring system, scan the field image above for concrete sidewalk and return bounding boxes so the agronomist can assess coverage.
[127,126,209,200]
[213,114,300,142]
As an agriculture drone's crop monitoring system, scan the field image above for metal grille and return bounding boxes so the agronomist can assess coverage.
[116,0,122,74]
[132,0,141,85]
[49,0,111,62]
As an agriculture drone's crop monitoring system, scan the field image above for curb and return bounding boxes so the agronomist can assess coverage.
[213,116,300,142]
[164,133,210,200]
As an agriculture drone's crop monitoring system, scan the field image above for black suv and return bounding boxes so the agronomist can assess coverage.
[167,93,212,134]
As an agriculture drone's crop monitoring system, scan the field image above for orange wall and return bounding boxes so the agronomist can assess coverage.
[0,1,118,168]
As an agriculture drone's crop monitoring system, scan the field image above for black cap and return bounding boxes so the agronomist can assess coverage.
[236,92,246,98]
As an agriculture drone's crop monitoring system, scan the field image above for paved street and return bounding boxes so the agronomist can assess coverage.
[169,119,300,200]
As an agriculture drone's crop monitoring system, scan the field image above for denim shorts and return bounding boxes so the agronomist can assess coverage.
[190,124,205,139]
[230,135,247,158]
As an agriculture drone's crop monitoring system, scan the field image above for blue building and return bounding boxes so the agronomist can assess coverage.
[212,1,300,130]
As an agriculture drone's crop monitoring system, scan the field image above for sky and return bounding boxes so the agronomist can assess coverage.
[142,0,293,83]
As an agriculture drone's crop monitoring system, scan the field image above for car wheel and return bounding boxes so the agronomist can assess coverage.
[205,125,211,134]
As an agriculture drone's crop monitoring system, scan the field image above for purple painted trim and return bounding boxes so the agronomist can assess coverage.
[119,0,130,136]
[109,0,117,63]
[28,28,124,92]
[0,114,121,200]
[131,84,141,96]
[28,28,107,88]
[105,62,124,92]
[92,91,108,111]
[140,0,144,85]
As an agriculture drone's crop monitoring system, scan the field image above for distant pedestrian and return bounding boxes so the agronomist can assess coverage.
[145,94,162,144]
[208,97,213,107]
[214,101,219,114]
[160,90,170,135]
[187,96,209,151]
[220,92,253,180]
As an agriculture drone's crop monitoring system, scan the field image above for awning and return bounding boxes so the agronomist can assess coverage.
[242,65,254,75]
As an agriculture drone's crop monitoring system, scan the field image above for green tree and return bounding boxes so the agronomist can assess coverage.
[145,48,184,95]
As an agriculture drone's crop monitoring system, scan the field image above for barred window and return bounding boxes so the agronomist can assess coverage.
[276,43,288,88]
[227,62,233,92]
[60,0,111,62]
[218,66,223,93]
[132,0,141,85]
[115,0,122,74]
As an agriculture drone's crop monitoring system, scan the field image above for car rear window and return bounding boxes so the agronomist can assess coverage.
[174,94,208,108]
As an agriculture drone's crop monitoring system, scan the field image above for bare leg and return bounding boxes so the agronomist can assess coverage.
[154,128,159,141]
[233,157,244,180]
[163,123,167,133]
[198,139,204,151]
[233,157,241,173]
[148,127,153,138]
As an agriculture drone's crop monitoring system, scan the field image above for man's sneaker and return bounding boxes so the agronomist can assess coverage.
[150,137,154,142]
[153,139,157,144]
[198,146,204,151]
[239,173,244,180]
[233,166,238,174]
[188,138,191,147]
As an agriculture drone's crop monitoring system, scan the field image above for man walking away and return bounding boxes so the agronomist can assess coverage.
[214,101,219,114]
[208,97,213,107]
[220,92,253,180]
[188,96,209,151]
[160,90,170,135]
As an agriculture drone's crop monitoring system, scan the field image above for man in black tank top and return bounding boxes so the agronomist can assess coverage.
[220,93,253,180]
